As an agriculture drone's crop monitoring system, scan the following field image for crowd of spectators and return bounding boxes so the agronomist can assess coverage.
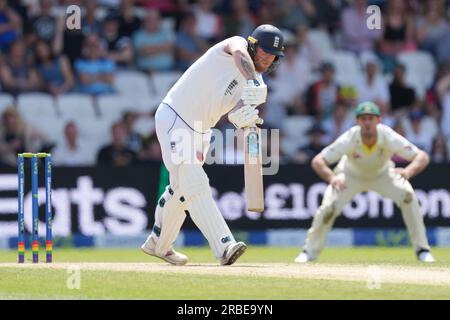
[0,0,449,167]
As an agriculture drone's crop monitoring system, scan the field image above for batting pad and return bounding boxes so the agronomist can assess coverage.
[153,185,173,235]
[154,186,187,256]
[178,163,235,259]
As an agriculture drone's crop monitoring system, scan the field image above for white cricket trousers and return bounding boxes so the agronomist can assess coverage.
[304,168,431,259]
[155,103,212,188]
[152,103,236,259]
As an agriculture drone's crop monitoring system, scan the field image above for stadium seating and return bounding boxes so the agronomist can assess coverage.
[322,50,363,86]
[97,94,136,122]
[16,93,61,143]
[308,29,334,58]
[17,92,58,119]
[114,70,152,97]
[73,117,112,153]
[134,94,162,113]
[0,93,14,113]
[397,51,436,99]
[149,71,182,99]
[133,117,156,136]
[281,115,315,156]
[359,51,383,71]
[57,93,97,120]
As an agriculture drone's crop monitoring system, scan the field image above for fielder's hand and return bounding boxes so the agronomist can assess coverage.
[395,168,411,181]
[330,175,346,191]
[241,79,267,106]
[228,104,264,129]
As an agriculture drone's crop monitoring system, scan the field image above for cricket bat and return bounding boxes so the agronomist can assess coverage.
[244,126,264,212]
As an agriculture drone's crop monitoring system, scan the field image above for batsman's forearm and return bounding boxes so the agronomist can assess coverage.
[406,150,429,178]
[311,155,335,183]
[233,49,257,80]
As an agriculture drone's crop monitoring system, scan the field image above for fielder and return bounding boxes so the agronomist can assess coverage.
[295,102,435,263]
[141,25,285,265]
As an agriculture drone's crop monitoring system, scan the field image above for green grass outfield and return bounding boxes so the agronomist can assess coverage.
[1,247,450,299]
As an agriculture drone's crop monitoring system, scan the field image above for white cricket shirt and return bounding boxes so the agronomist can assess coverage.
[322,124,419,179]
[162,36,264,132]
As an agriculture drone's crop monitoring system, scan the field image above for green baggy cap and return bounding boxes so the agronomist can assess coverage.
[355,101,381,117]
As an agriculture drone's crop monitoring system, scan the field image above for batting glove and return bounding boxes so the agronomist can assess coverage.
[241,79,267,107]
[228,104,264,129]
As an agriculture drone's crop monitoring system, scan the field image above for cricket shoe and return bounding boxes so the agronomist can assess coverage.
[220,242,247,266]
[417,249,435,263]
[294,251,314,263]
[141,237,188,266]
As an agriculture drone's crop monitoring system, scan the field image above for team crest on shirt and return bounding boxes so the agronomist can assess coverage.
[225,79,238,96]
[352,152,361,159]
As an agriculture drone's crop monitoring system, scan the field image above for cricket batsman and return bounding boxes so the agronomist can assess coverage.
[141,25,285,265]
[295,101,435,263]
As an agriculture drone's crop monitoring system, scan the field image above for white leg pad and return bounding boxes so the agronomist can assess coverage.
[152,185,172,237]
[154,186,187,256]
[178,163,235,259]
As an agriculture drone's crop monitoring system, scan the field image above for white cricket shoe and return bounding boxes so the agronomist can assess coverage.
[417,250,435,263]
[141,237,188,266]
[220,242,247,266]
[294,251,313,263]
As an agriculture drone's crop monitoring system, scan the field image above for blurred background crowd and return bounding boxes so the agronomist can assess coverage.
[0,0,449,167]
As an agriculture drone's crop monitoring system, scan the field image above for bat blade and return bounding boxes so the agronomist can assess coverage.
[244,126,264,212]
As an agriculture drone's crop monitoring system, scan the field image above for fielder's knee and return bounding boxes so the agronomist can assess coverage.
[318,201,338,225]
[402,191,414,204]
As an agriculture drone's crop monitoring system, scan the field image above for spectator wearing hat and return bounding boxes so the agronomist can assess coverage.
[101,11,133,67]
[291,122,327,164]
[305,61,341,120]
[389,63,417,116]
